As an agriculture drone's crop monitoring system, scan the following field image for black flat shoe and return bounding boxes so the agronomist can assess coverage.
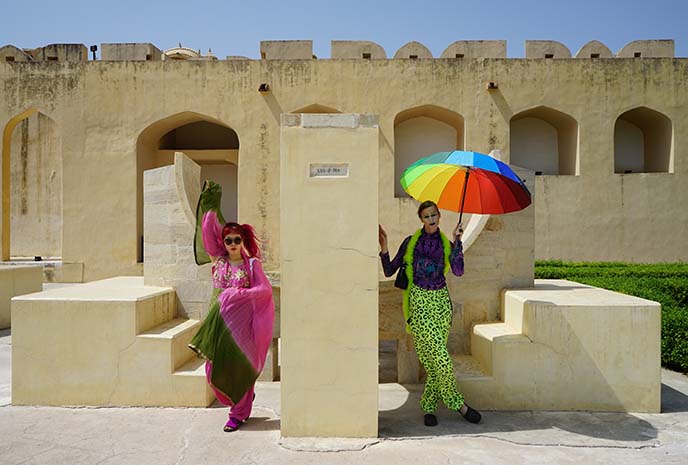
[460,404,482,424]
[424,413,438,426]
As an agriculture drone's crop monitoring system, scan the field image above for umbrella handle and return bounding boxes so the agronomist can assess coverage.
[458,167,470,227]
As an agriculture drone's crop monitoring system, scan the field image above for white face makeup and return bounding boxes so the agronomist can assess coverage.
[420,206,440,233]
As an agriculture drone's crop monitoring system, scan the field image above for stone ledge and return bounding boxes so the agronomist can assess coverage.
[281,113,379,129]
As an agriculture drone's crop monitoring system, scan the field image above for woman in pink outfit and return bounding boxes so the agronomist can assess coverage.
[189,183,275,432]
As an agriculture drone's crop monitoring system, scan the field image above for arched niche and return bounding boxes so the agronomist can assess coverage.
[2,109,63,260]
[510,106,579,175]
[393,105,464,198]
[614,107,673,174]
[136,112,240,262]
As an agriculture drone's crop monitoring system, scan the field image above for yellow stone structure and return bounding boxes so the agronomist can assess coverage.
[279,114,379,438]
[3,39,670,434]
[0,265,42,328]
[0,38,685,276]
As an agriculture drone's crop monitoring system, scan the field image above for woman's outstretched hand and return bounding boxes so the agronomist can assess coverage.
[378,224,388,254]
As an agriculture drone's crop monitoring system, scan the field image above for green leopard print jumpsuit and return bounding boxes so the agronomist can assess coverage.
[393,228,465,413]
[408,283,464,413]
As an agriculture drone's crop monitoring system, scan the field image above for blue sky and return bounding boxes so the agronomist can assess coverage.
[2,0,686,59]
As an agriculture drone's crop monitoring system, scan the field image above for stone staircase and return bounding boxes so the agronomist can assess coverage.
[12,277,214,407]
[451,279,661,413]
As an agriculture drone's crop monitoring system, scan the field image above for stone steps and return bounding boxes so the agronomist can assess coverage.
[138,318,201,371]
[12,277,214,407]
[456,280,661,412]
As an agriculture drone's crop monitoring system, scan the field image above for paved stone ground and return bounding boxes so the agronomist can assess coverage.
[1,328,687,464]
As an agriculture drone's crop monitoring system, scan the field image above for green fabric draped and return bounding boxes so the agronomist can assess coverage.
[194,180,225,265]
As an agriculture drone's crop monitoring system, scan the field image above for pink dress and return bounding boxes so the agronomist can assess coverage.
[188,211,275,422]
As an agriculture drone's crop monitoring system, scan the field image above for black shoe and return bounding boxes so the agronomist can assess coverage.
[460,404,481,424]
[424,413,438,427]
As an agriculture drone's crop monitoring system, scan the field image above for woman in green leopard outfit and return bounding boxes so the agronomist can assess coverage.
[379,200,481,427]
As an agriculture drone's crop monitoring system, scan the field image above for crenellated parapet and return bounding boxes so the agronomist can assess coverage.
[331,40,387,59]
[0,39,680,62]
[101,43,162,61]
[393,41,433,59]
[440,40,507,59]
[575,40,614,58]
[616,39,674,58]
[525,40,572,59]
[260,40,314,60]
[0,45,33,62]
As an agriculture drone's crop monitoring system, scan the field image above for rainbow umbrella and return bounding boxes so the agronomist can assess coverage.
[400,150,532,225]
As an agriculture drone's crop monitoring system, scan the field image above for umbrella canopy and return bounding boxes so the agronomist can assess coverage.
[401,150,531,217]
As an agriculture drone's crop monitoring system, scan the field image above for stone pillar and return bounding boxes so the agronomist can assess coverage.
[280,114,379,438]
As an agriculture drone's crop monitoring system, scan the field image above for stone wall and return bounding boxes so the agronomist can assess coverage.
[1,56,686,280]
[143,153,211,319]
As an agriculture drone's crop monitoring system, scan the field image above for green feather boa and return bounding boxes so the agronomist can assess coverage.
[401,228,452,334]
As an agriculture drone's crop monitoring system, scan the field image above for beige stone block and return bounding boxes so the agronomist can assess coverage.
[260,40,312,60]
[525,40,572,58]
[280,115,378,438]
[462,301,490,334]
[144,244,177,265]
[101,43,162,61]
[330,40,387,59]
[0,266,43,328]
[11,277,212,407]
[144,165,174,187]
[172,280,213,304]
[466,280,661,412]
[41,262,84,283]
[440,40,507,59]
[393,41,433,59]
[616,40,674,58]
[144,187,176,206]
[12,298,137,405]
[575,40,614,59]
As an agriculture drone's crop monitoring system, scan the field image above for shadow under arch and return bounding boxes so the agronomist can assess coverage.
[136,111,240,262]
[614,106,673,174]
[510,106,579,176]
[2,108,62,261]
[393,105,465,199]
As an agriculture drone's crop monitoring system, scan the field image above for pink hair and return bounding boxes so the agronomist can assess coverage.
[221,222,262,259]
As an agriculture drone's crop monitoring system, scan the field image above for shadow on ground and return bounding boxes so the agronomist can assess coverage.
[378,385,659,445]
[661,382,688,413]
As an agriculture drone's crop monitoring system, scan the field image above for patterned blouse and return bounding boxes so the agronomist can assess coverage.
[380,229,464,290]
[212,256,251,289]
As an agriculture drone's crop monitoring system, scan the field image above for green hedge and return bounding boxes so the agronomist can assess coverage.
[535,261,688,373]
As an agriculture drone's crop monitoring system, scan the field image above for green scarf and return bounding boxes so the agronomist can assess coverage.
[401,228,452,334]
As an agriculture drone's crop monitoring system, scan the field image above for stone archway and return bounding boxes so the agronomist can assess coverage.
[2,109,63,261]
[510,106,579,175]
[393,105,465,198]
[136,112,240,262]
[614,107,673,174]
